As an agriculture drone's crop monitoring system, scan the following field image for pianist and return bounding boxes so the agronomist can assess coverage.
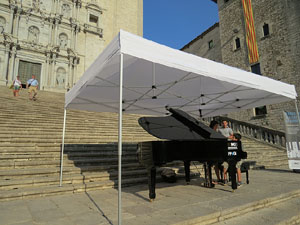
[220,121,242,186]
[209,120,223,184]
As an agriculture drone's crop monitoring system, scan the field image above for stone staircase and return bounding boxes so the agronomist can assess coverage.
[241,137,289,169]
[0,86,290,201]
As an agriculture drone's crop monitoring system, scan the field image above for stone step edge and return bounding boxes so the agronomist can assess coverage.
[277,214,300,225]
[0,173,191,202]
[173,189,300,225]
[0,177,148,202]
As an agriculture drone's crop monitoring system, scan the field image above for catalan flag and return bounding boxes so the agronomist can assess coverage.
[242,0,259,64]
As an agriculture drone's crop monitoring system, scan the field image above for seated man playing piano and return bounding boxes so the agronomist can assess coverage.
[220,120,242,186]
[209,120,223,184]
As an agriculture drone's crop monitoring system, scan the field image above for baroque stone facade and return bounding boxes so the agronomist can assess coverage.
[0,0,143,92]
[182,0,300,131]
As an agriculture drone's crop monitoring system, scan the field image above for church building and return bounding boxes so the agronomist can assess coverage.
[0,0,143,91]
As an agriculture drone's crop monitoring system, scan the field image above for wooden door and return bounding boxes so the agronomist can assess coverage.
[18,60,41,88]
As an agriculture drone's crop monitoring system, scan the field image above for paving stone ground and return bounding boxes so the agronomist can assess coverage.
[0,169,300,225]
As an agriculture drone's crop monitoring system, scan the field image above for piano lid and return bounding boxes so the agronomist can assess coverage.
[138,108,226,141]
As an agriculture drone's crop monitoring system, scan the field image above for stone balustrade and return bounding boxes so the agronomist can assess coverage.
[207,116,286,148]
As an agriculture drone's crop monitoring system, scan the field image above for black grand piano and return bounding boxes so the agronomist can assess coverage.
[137,108,247,201]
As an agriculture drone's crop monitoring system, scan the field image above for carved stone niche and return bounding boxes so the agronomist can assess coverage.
[61,3,71,18]
[58,33,68,49]
[56,67,66,88]
[27,26,40,43]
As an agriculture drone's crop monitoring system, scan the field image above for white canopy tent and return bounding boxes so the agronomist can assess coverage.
[61,30,297,225]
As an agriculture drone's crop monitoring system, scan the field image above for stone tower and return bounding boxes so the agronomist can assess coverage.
[183,0,300,131]
[0,0,143,92]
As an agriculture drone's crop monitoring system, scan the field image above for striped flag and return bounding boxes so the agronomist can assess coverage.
[242,0,259,64]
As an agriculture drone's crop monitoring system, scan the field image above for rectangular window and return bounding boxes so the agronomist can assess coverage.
[89,14,98,24]
[251,63,261,75]
[263,23,269,36]
[235,38,241,49]
[208,40,214,49]
[255,106,267,116]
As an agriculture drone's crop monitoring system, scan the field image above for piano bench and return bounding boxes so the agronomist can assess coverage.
[240,161,255,184]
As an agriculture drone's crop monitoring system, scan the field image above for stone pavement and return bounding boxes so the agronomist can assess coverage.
[0,169,300,225]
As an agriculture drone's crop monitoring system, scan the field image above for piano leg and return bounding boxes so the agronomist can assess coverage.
[148,166,156,201]
[246,170,249,184]
[184,161,191,184]
[203,163,215,188]
[228,161,237,190]
[208,163,215,188]
[204,163,208,187]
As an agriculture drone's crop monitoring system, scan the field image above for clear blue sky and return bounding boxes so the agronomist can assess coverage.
[143,1,219,49]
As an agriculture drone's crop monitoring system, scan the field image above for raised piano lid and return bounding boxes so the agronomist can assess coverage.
[138,108,226,141]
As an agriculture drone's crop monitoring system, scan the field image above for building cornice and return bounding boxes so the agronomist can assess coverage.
[181,22,219,50]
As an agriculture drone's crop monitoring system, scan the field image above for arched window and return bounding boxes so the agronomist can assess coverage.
[56,67,66,87]
[28,26,40,43]
[0,17,6,34]
[59,33,68,49]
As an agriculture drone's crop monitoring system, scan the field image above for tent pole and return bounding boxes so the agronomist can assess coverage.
[118,53,124,225]
[295,99,300,126]
[59,109,67,187]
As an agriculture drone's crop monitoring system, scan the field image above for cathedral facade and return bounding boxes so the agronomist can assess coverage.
[182,0,300,131]
[0,0,143,91]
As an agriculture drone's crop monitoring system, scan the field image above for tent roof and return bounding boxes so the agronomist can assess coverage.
[65,30,297,118]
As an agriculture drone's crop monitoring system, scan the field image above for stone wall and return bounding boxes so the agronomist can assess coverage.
[0,0,143,92]
[181,23,222,63]
[184,0,300,131]
[218,0,300,131]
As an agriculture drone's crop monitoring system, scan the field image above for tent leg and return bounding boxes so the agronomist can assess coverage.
[59,109,67,187]
[118,53,124,225]
[295,99,300,126]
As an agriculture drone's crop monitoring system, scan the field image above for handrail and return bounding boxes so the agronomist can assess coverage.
[207,116,286,148]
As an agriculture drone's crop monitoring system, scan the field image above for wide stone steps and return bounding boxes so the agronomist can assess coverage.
[0,168,149,191]
[0,177,149,201]
[0,86,292,201]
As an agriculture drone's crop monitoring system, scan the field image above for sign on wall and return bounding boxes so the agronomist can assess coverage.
[283,111,300,171]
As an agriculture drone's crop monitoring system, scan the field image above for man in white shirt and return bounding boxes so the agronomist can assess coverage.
[26,75,39,101]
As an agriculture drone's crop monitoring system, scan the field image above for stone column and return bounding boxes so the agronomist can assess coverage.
[51,53,57,87]
[9,5,15,34]
[76,1,81,20]
[48,18,54,45]
[70,23,75,49]
[1,43,11,84]
[54,20,59,46]
[56,0,60,13]
[72,0,76,18]
[45,52,51,86]
[7,45,17,84]
[74,57,79,84]
[66,56,73,89]
[74,25,79,50]
[13,8,22,37]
